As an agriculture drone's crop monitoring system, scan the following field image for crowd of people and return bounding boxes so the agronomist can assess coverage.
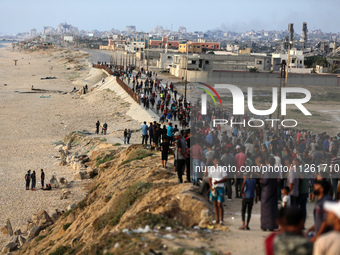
[189,118,340,254]
[138,105,340,254]
[102,64,340,254]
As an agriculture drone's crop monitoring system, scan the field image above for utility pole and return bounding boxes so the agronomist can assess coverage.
[276,60,286,133]
[285,42,291,87]
[147,42,149,72]
[184,43,189,103]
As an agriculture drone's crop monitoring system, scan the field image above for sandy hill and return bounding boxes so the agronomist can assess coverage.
[11,133,227,255]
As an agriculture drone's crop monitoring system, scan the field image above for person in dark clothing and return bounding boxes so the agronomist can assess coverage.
[25,170,31,190]
[149,123,153,145]
[307,179,332,243]
[96,120,100,135]
[184,130,191,183]
[161,125,167,140]
[31,171,36,191]
[221,147,236,200]
[271,136,279,155]
[102,123,108,135]
[126,129,131,144]
[160,137,170,168]
[124,129,128,144]
[240,173,258,230]
[154,125,161,149]
[174,132,186,183]
[41,169,45,189]
[261,157,279,231]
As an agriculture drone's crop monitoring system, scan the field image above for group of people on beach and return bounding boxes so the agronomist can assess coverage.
[24,169,51,191]
[95,120,108,135]
[123,129,132,144]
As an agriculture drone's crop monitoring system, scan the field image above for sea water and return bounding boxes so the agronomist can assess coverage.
[0,41,12,48]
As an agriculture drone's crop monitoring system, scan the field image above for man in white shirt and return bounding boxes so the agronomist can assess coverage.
[314,201,340,255]
[209,157,227,225]
[244,139,255,159]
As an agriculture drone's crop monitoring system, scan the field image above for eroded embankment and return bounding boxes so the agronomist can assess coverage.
[16,134,217,255]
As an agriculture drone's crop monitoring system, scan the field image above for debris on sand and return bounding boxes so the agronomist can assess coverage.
[40,77,57,80]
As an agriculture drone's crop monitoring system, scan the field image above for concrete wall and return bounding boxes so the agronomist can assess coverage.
[185,70,339,86]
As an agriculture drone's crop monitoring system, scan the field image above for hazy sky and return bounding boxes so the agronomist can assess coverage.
[1,0,339,34]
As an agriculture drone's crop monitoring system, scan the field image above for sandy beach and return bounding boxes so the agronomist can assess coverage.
[0,44,144,246]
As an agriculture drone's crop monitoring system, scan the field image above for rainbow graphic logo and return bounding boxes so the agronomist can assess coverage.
[197,82,222,115]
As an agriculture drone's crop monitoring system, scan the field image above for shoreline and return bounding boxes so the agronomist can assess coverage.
[0,46,142,246]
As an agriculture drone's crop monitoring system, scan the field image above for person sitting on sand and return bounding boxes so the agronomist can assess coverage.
[43,184,52,190]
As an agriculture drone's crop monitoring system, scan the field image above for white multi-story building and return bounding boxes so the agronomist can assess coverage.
[272,49,305,71]
[226,44,239,52]
[125,40,145,52]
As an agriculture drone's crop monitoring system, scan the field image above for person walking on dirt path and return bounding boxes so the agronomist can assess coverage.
[239,173,258,230]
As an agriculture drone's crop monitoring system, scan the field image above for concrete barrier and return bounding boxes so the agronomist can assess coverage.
[186,70,339,86]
